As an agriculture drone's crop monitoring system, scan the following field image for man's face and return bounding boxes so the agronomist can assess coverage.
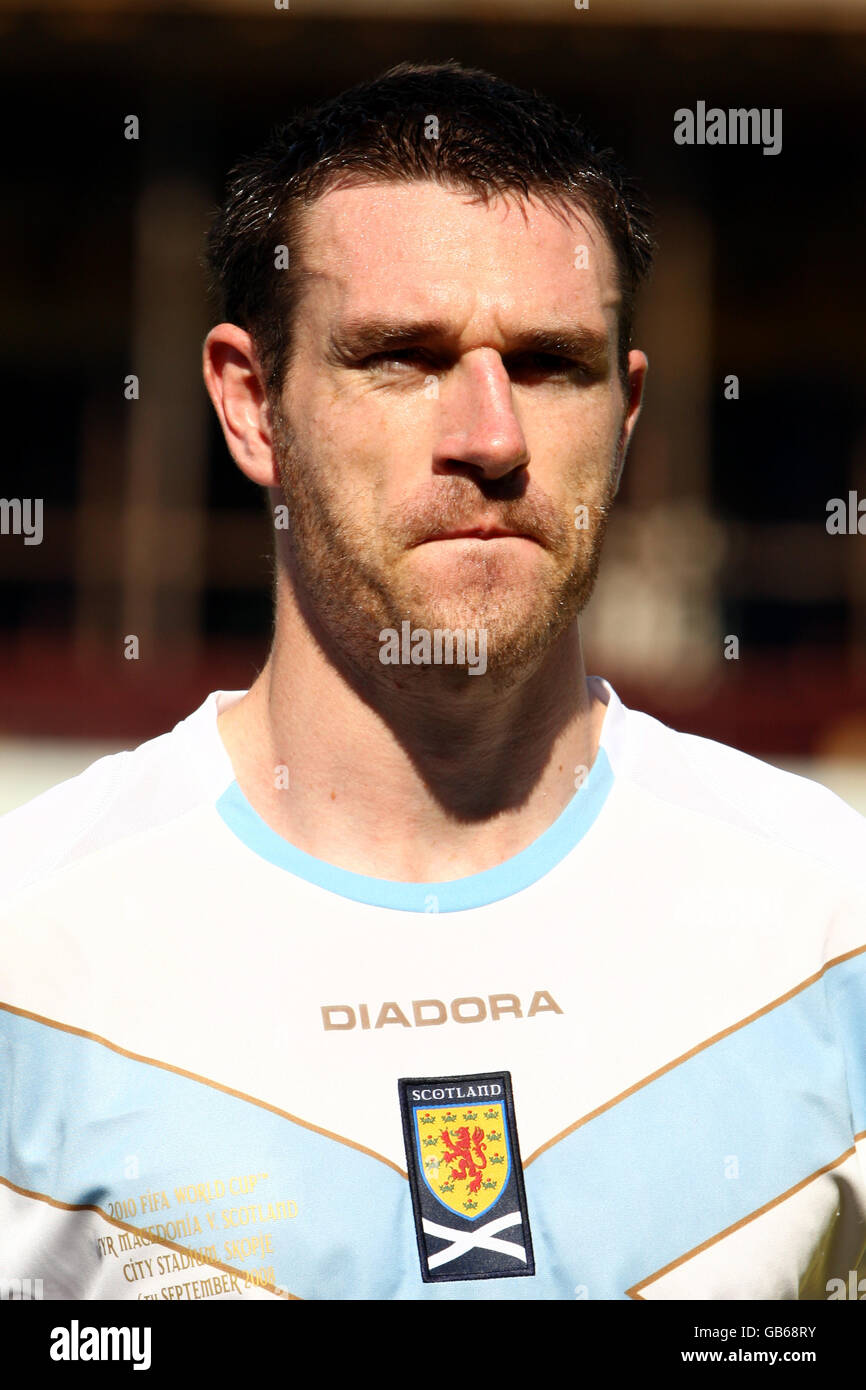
[272,179,642,689]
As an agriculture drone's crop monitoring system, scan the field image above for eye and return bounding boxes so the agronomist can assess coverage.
[363,349,431,371]
[508,353,592,381]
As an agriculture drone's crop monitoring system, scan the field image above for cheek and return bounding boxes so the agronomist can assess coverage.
[302,377,429,461]
[525,395,620,481]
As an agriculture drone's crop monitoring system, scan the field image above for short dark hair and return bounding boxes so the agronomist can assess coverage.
[204,60,656,404]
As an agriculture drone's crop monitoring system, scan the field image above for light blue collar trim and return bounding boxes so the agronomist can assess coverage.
[215,747,614,914]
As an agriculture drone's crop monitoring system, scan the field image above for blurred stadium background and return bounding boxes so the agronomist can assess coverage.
[1,0,865,815]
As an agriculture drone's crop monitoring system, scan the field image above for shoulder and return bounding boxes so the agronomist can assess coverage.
[0,691,243,903]
[601,682,866,886]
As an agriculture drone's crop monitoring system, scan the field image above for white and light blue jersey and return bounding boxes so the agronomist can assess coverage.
[1,681,864,1300]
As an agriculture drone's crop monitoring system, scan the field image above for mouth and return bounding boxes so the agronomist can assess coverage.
[415,527,537,545]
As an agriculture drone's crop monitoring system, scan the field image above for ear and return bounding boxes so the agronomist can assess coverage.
[202,323,281,487]
[611,348,648,496]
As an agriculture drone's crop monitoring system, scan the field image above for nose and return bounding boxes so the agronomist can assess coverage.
[432,349,530,481]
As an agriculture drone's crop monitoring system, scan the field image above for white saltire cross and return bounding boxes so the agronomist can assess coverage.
[422,1211,526,1270]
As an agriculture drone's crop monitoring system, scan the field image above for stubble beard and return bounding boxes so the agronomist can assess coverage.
[271,404,618,693]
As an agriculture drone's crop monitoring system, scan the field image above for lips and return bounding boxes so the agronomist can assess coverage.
[416,527,535,544]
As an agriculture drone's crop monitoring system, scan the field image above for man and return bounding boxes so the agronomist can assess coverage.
[1,62,864,1302]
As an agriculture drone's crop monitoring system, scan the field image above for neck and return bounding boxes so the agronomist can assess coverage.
[218,587,609,883]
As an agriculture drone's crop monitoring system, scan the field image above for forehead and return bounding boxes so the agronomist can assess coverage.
[297,180,620,332]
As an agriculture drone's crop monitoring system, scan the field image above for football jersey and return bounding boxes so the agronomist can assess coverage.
[1,680,864,1301]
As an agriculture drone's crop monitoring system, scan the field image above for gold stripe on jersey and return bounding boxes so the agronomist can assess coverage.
[626,1131,866,1299]
[524,942,866,1169]
[0,998,407,1179]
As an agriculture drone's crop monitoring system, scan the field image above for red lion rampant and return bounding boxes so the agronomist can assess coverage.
[440,1125,488,1194]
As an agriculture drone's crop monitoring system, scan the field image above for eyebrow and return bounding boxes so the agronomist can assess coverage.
[326,316,611,366]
